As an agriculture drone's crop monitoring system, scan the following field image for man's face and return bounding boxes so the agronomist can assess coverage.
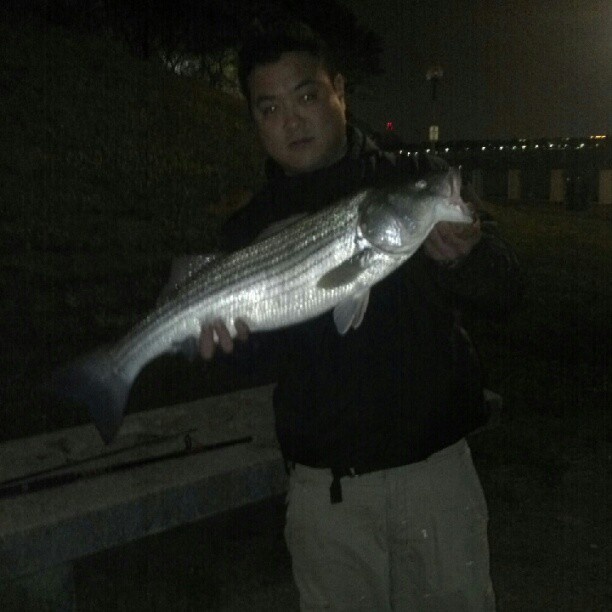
[248,51,347,176]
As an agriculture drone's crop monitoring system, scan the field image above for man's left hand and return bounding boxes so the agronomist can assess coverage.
[423,218,482,263]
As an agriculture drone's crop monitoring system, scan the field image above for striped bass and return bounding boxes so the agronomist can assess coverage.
[53,167,472,443]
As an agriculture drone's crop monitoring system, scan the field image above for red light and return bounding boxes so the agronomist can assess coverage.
[386,121,395,131]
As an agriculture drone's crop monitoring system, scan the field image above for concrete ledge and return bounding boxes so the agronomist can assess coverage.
[0,384,284,582]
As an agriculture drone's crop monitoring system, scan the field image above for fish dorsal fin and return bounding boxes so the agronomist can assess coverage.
[156,253,222,305]
[254,213,307,243]
[333,290,370,335]
[317,249,374,290]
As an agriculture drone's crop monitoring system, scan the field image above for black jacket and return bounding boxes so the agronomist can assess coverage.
[220,126,521,471]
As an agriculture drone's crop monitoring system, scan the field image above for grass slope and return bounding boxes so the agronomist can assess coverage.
[0,20,263,437]
[466,203,611,610]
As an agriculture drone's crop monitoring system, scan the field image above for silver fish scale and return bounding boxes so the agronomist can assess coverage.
[54,168,472,444]
[111,193,392,379]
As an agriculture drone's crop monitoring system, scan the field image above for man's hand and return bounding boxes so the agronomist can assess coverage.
[424,182,482,263]
[423,218,482,263]
[199,319,250,360]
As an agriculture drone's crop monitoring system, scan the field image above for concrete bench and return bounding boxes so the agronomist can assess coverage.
[0,385,501,611]
[0,385,285,611]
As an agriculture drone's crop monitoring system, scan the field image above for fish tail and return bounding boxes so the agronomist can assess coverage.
[52,351,131,444]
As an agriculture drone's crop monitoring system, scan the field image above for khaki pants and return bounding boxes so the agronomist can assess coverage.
[285,439,495,611]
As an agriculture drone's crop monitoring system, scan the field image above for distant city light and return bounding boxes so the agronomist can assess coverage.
[387,135,607,159]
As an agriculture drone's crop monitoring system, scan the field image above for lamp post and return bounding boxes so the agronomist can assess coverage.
[426,65,443,153]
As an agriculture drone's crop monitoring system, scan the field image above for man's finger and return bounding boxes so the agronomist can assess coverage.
[214,320,234,354]
[235,319,250,342]
[436,224,469,251]
[424,227,457,260]
[436,221,481,255]
[199,325,216,360]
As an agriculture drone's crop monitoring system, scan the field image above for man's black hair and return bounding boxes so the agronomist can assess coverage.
[238,20,339,106]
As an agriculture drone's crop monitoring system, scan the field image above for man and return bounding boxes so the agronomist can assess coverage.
[200,20,520,611]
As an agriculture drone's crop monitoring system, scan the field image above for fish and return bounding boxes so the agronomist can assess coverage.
[53,167,473,443]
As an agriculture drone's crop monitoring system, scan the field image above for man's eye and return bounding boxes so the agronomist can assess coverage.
[301,92,317,103]
[261,105,276,116]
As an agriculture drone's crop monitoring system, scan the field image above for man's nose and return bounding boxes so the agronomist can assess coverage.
[283,104,303,130]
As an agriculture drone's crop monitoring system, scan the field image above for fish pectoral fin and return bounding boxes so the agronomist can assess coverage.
[333,290,370,335]
[317,250,373,290]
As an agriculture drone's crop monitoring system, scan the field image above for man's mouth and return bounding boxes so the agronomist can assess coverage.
[288,137,314,149]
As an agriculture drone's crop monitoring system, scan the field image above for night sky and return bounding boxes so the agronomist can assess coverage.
[341,0,611,142]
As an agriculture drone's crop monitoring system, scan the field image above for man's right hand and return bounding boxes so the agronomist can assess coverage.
[199,319,250,360]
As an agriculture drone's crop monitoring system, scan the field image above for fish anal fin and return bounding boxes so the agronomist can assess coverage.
[333,290,370,335]
[171,336,200,361]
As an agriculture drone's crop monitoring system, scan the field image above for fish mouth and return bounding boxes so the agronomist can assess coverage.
[447,168,473,219]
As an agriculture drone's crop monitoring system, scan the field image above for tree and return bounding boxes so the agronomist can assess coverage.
[18,0,384,95]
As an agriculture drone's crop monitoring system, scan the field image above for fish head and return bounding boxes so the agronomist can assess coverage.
[359,167,473,255]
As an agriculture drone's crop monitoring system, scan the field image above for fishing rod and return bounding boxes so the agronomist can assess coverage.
[0,427,199,488]
[0,433,253,500]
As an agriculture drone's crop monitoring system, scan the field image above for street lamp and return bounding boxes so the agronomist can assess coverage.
[426,65,443,152]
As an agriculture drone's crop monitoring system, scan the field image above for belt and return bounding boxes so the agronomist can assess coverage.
[330,466,355,504]
[285,460,355,503]
[286,439,470,504]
